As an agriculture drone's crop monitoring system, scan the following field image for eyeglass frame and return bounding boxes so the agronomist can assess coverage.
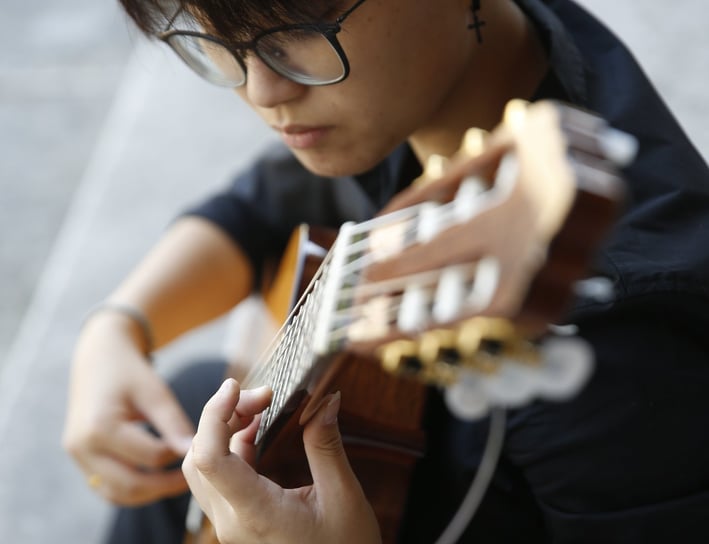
[157,0,370,87]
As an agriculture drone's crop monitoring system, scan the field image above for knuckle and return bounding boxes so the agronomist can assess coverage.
[311,430,345,458]
[190,448,220,477]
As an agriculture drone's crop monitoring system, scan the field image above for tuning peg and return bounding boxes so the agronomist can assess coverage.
[417,202,443,243]
[598,126,638,167]
[418,329,459,365]
[461,127,489,157]
[453,175,487,222]
[425,154,448,179]
[398,284,430,333]
[432,266,468,323]
[467,256,500,313]
[456,317,515,359]
[412,154,449,187]
[556,102,638,167]
[480,359,539,407]
[378,339,422,376]
[503,99,531,131]
[535,335,593,400]
[444,369,491,420]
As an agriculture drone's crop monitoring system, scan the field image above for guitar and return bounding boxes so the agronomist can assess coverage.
[185,99,634,544]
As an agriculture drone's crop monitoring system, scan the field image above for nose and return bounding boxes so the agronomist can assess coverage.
[239,55,306,108]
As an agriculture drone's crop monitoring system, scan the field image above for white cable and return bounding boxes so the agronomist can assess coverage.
[434,407,507,544]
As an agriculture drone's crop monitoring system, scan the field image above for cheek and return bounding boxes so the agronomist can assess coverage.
[344,10,470,121]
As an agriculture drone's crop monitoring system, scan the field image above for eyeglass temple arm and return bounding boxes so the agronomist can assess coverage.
[336,0,368,24]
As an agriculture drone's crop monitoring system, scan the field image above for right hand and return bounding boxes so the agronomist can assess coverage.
[62,311,195,505]
[183,379,382,544]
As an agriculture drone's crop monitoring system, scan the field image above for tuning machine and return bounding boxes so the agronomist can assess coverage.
[376,317,594,422]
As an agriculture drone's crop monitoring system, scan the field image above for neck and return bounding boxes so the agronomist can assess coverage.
[408,1,548,163]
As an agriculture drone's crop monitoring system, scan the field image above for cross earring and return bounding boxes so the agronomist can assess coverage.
[468,0,486,43]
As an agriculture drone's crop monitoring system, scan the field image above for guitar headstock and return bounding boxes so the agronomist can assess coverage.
[318,100,635,419]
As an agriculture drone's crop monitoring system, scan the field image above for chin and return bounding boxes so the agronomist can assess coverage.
[292,147,386,179]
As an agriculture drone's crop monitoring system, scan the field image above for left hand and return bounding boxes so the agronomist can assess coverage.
[182,379,382,544]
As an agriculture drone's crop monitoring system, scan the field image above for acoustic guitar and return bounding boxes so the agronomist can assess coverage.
[184,99,634,543]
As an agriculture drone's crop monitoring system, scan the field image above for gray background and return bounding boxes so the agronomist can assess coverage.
[0,1,707,542]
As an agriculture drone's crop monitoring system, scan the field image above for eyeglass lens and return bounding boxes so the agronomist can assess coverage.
[256,29,345,85]
[167,34,245,87]
[167,25,346,86]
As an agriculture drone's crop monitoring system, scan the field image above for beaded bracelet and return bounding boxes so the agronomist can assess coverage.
[83,302,155,359]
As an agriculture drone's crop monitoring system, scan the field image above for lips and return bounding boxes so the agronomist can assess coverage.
[274,124,332,150]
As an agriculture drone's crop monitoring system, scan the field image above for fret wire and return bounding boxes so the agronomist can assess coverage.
[244,246,334,388]
[273,322,297,416]
[267,329,290,427]
[281,310,302,400]
[275,313,299,414]
[257,269,330,439]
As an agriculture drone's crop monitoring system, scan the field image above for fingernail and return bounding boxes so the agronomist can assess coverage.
[218,378,236,396]
[253,384,273,398]
[322,391,341,425]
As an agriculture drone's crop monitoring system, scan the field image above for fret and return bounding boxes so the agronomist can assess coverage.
[254,268,333,443]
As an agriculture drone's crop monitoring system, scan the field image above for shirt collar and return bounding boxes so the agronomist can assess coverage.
[514,0,589,105]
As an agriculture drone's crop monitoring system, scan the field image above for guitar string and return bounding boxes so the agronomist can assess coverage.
[246,259,332,439]
[325,202,484,345]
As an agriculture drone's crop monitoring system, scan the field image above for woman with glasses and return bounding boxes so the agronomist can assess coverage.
[64,1,709,543]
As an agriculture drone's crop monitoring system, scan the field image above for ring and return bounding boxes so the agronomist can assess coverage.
[87,473,102,489]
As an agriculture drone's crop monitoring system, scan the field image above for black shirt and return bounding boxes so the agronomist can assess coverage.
[187,0,709,541]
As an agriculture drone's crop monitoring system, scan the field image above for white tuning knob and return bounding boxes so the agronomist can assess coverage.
[417,202,443,243]
[481,360,538,407]
[444,370,491,421]
[453,176,487,222]
[536,335,593,400]
[397,284,430,333]
[433,266,467,323]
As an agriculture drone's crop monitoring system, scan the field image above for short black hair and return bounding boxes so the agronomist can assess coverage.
[119,0,337,42]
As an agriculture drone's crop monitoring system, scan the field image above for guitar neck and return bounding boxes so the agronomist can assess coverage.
[244,212,409,443]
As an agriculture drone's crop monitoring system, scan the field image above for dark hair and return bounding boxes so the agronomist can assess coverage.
[118,0,337,42]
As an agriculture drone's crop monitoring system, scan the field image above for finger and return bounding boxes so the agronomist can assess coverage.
[182,449,214,520]
[133,375,195,456]
[234,385,272,417]
[190,380,274,505]
[194,379,244,458]
[99,421,181,469]
[302,392,362,503]
[230,414,263,466]
[87,456,189,506]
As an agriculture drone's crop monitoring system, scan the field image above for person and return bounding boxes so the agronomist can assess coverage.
[62,0,709,542]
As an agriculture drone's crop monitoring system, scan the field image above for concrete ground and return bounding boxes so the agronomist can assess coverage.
[0,1,707,542]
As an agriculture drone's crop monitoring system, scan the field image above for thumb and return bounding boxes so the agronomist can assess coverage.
[134,371,195,455]
[302,392,360,501]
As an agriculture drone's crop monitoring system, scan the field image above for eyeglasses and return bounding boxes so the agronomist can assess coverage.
[158,0,369,88]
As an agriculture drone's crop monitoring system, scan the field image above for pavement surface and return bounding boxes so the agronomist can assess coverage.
[0,1,707,542]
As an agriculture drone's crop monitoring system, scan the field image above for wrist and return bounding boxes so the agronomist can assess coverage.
[83,302,155,359]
